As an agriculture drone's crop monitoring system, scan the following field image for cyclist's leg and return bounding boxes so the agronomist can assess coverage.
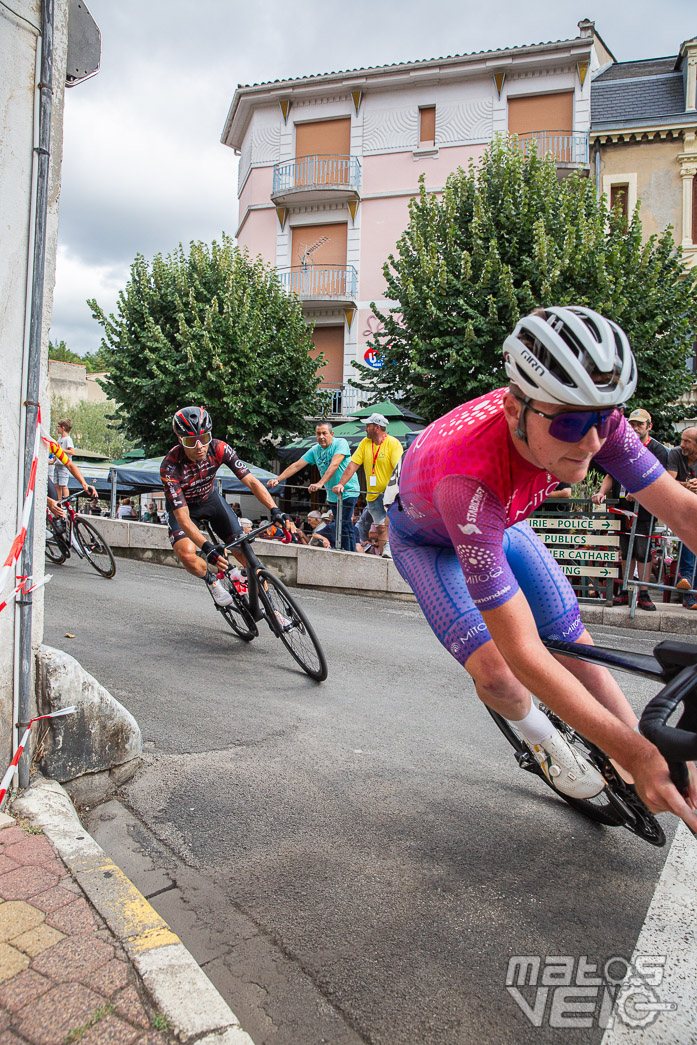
[389,524,530,718]
[167,501,219,578]
[504,521,636,728]
[200,492,246,568]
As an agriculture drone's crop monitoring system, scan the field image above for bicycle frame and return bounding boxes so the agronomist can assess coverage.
[221,521,291,628]
[543,636,697,793]
[47,494,84,559]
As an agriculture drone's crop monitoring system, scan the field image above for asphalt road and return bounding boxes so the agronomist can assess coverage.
[44,555,678,1045]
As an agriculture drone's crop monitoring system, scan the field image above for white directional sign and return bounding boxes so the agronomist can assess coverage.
[540,533,620,547]
[559,564,619,578]
[550,548,620,562]
[530,517,621,531]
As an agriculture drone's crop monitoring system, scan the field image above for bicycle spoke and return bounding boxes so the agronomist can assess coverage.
[257,570,327,681]
[73,519,116,578]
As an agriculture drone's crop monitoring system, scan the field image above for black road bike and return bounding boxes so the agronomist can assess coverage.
[206,522,328,682]
[487,637,697,847]
[45,493,116,578]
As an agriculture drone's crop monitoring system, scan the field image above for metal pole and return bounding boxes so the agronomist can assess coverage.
[110,468,118,517]
[334,491,342,550]
[17,0,55,788]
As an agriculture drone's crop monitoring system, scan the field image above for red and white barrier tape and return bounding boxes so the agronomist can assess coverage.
[0,706,77,810]
[0,408,44,600]
[0,574,51,616]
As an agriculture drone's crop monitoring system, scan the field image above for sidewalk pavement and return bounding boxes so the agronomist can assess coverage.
[579,599,697,633]
[3,779,254,1045]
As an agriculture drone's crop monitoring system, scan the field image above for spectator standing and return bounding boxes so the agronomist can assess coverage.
[239,517,252,533]
[269,422,361,551]
[53,418,75,502]
[539,482,572,513]
[593,408,668,610]
[667,425,697,609]
[333,413,403,557]
[88,496,102,516]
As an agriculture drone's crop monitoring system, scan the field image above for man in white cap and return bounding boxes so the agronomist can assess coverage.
[333,413,403,556]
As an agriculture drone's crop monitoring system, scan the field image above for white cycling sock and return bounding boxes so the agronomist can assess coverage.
[507,701,555,745]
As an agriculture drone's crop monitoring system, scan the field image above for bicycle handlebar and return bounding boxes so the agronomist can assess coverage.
[223,521,292,551]
[640,664,697,780]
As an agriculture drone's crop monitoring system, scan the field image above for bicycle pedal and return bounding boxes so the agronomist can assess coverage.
[515,751,539,772]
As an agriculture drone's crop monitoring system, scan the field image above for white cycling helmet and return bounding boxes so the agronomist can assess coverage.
[503,306,637,408]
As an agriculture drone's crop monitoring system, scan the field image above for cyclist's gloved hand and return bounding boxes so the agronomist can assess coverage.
[270,507,290,528]
[202,540,226,564]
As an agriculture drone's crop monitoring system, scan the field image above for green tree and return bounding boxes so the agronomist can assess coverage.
[50,396,136,459]
[88,236,324,465]
[48,339,83,365]
[354,137,697,439]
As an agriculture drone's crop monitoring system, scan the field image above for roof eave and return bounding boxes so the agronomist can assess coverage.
[221,35,593,150]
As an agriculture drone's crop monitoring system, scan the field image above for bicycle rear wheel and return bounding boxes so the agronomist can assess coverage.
[45,517,68,564]
[215,575,258,641]
[256,569,328,681]
[73,518,116,578]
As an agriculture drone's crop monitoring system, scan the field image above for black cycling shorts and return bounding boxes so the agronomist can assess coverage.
[167,490,242,548]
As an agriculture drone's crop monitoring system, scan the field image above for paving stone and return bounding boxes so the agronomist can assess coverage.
[0,1011,8,1032]
[0,968,52,1010]
[0,866,58,902]
[31,934,113,983]
[31,884,82,912]
[113,986,150,1029]
[12,923,64,957]
[79,1014,140,1045]
[89,959,130,997]
[0,859,16,878]
[14,982,106,1045]
[0,902,45,943]
[132,1036,167,1045]
[0,944,29,984]
[0,1030,25,1045]
[47,897,96,935]
[0,829,28,847]
[2,837,53,867]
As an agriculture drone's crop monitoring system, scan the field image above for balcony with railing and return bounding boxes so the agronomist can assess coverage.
[271,155,361,205]
[516,131,590,174]
[317,383,362,418]
[277,264,357,308]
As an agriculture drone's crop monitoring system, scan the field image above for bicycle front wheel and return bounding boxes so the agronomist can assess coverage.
[487,706,624,827]
[257,569,328,681]
[45,518,68,564]
[73,518,116,578]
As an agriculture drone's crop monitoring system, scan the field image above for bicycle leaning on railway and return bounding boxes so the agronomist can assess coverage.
[488,636,697,847]
[45,493,116,579]
[205,521,328,682]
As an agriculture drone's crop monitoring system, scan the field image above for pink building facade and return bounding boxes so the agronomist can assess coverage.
[222,20,611,416]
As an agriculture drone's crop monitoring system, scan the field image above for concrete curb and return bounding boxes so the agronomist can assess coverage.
[12,777,255,1045]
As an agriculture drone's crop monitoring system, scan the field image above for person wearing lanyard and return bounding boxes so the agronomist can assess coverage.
[333,413,403,557]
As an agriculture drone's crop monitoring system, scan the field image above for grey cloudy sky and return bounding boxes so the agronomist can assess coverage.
[50,0,697,354]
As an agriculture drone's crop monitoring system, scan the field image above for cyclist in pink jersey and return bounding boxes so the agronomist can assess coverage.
[388,306,697,830]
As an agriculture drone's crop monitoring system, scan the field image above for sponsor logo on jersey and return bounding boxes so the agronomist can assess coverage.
[465,567,503,585]
[458,522,482,535]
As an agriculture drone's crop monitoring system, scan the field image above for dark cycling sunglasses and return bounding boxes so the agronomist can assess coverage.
[517,398,622,443]
[180,433,212,448]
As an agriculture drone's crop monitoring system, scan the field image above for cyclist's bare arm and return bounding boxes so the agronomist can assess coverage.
[241,472,282,517]
[635,472,697,549]
[481,591,697,830]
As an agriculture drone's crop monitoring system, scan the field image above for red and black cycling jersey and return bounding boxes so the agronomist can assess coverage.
[160,439,250,510]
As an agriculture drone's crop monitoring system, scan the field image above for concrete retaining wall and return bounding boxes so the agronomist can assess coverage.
[81,516,415,599]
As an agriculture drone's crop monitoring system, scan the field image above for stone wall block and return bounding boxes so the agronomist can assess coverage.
[36,645,142,782]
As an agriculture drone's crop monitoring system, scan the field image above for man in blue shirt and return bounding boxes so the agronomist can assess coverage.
[269,422,361,550]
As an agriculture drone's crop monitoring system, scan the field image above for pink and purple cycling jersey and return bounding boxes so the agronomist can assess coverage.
[391,388,665,612]
[160,439,250,510]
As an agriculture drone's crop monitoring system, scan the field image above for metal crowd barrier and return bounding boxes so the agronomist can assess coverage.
[623,510,696,618]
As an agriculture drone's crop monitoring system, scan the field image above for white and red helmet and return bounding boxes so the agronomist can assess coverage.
[503,306,637,407]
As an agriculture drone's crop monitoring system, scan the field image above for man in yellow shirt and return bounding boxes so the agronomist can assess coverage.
[333,413,402,557]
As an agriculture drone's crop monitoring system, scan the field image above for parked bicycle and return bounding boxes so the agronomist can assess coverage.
[488,636,697,847]
[45,493,116,578]
[206,521,328,681]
